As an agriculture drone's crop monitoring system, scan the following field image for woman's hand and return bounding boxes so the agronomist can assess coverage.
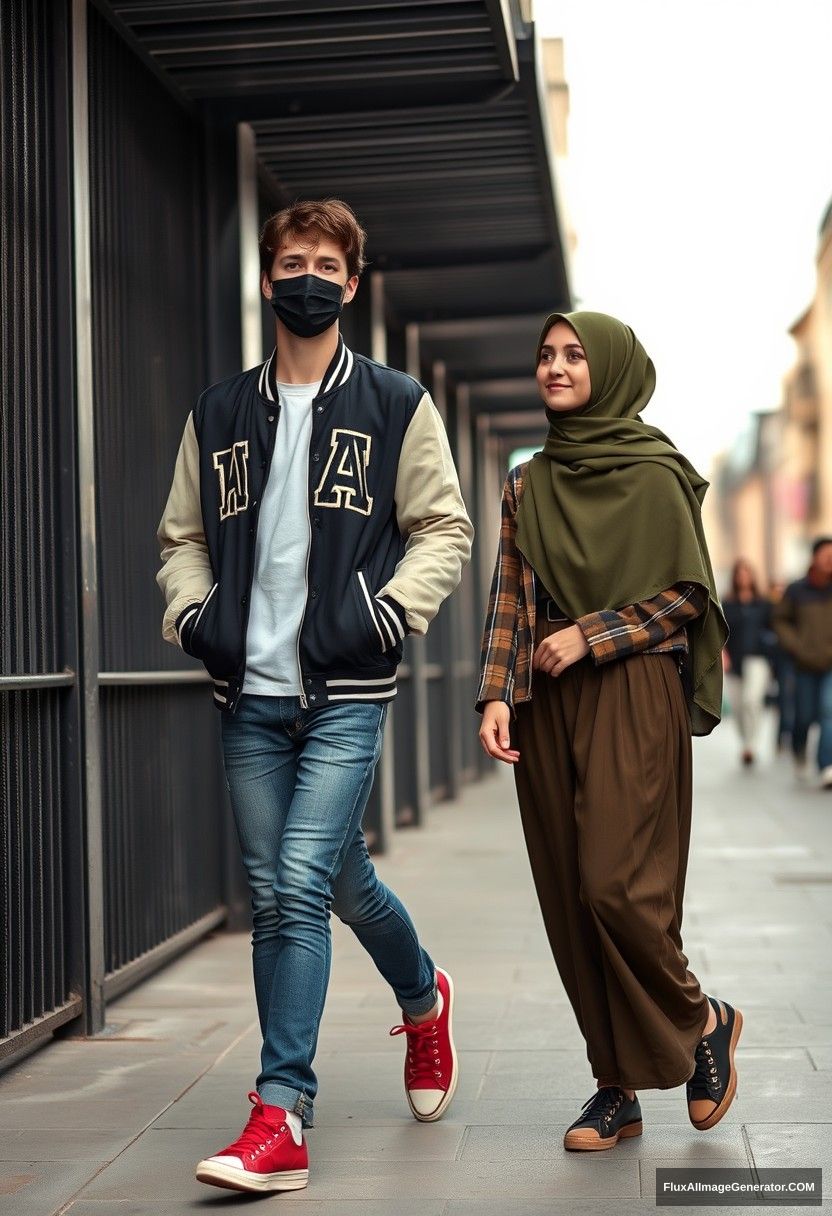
[532,624,590,676]
[479,701,520,764]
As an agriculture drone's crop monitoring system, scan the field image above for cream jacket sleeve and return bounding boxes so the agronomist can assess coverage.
[156,412,214,645]
[377,391,474,635]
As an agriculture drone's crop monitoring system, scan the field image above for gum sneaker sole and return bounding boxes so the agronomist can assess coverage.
[691,1007,744,1131]
[564,1119,643,1152]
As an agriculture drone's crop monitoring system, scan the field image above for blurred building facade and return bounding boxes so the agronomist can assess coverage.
[717,199,832,587]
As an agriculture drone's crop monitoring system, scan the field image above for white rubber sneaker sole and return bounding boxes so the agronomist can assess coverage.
[407,966,459,1123]
[195,1159,308,1192]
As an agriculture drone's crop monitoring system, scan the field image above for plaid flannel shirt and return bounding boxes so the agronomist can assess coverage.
[476,463,708,713]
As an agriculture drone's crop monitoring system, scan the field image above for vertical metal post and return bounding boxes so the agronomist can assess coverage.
[476,414,502,611]
[369,272,395,849]
[474,410,502,778]
[370,271,387,366]
[431,359,447,423]
[204,121,244,382]
[71,0,106,1034]
[237,123,263,372]
[455,385,474,511]
[405,323,431,823]
[432,362,462,798]
[454,383,477,784]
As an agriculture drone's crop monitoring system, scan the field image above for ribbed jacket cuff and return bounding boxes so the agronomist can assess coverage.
[374,594,409,650]
[174,601,201,654]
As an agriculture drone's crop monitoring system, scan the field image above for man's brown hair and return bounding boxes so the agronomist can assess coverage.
[259,199,367,280]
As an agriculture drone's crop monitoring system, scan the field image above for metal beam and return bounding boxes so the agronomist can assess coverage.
[419,313,544,339]
[516,33,571,300]
[0,671,76,691]
[483,0,519,81]
[97,670,211,685]
[467,377,538,399]
[477,409,546,431]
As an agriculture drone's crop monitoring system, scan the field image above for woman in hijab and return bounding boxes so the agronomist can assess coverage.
[476,311,740,1152]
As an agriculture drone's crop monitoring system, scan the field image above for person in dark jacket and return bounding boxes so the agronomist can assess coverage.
[157,199,473,1194]
[772,537,832,787]
[722,558,775,765]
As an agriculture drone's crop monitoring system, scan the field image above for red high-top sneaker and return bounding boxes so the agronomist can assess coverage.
[390,966,458,1121]
[195,1092,308,1193]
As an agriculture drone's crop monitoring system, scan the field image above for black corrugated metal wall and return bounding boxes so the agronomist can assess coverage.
[86,6,227,981]
[0,0,85,1048]
[1,0,235,1058]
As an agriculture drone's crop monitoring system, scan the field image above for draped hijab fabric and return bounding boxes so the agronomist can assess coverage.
[514,310,727,736]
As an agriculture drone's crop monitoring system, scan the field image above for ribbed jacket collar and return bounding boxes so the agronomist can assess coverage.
[257,335,354,403]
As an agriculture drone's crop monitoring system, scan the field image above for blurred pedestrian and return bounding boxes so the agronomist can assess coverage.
[768,579,796,751]
[476,310,741,1153]
[157,199,473,1194]
[772,537,832,787]
[722,558,774,765]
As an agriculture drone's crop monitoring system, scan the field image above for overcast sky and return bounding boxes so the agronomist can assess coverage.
[534,0,832,473]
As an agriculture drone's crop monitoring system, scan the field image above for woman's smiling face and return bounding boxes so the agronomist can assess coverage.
[536,320,592,413]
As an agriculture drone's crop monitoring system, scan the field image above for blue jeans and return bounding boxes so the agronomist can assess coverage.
[792,668,832,770]
[221,694,437,1127]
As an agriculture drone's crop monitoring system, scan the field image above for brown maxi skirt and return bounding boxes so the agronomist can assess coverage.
[512,616,711,1091]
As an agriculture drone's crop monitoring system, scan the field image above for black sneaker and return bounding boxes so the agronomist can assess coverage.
[687,995,743,1130]
[563,1086,643,1151]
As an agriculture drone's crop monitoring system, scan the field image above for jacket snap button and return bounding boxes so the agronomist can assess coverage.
[316,406,323,413]
[267,415,275,422]
[240,595,247,605]
[312,452,320,462]
[305,678,312,687]
[310,695,317,702]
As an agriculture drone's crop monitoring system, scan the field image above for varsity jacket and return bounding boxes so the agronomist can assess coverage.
[476,463,707,714]
[156,337,474,712]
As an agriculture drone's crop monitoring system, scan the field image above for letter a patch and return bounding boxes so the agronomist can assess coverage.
[213,440,250,520]
[314,428,373,516]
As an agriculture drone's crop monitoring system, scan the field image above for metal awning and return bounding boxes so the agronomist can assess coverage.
[101,0,570,419]
[253,99,549,267]
[105,0,519,101]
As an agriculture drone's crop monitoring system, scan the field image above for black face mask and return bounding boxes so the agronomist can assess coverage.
[270,274,345,338]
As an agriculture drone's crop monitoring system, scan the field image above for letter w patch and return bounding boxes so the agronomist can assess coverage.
[213,440,250,520]
[314,429,373,516]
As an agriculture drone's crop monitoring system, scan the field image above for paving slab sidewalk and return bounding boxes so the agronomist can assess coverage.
[1,714,830,1215]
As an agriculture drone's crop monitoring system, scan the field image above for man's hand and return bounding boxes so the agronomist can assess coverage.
[532,624,590,677]
[479,701,520,764]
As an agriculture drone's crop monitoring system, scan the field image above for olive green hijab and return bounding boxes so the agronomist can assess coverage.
[515,310,727,736]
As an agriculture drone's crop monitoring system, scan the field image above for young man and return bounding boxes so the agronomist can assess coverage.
[156,199,473,1194]
[773,536,832,787]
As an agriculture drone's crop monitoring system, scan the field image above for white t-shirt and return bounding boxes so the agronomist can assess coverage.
[242,380,320,696]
